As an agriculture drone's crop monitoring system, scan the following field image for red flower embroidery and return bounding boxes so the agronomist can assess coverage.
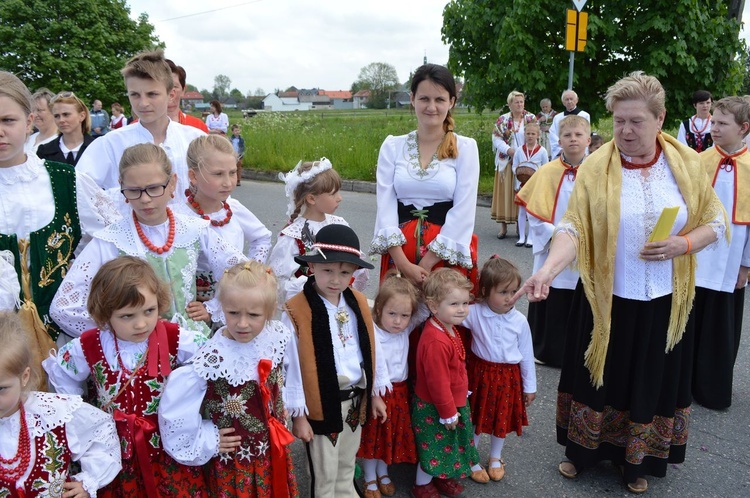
[430,458,439,467]
[435,433,444,440]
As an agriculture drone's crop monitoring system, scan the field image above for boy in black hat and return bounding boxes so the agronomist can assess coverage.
[282,224,388,497]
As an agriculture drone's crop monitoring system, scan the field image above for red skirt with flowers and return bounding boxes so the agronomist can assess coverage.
[467,353,528,438]
[379,220,479,295]
[99,451,207,498]
[357,381,416,464]
[206,450,299,498]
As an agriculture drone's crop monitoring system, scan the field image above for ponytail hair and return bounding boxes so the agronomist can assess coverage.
[411,64,458,160]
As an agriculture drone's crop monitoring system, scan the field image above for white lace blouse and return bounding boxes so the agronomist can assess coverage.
[371,132,480,269]
[158,323,304,466]
[0,392,121,497]
[49,212,246,337]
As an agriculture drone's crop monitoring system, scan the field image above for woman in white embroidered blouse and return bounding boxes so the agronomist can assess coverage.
[205,100,229,135]
[371,63,480,290]
[516,72,726,494]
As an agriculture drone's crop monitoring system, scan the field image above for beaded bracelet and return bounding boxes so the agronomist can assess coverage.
[682,235,692,255]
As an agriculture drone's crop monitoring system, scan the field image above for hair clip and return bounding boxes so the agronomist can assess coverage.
[243,262,253,271]
[490,254,501,259]
[265,268,272,274]
[395,271,402,278]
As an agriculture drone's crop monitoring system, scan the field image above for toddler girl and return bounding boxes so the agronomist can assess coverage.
[462,257,536,482]
[512,122,548,247]
[269,158,367,306]
[176,134,271,301]
[0,312,120,496]
[159,261,303,497]
[44,256,208,497]
[50,142,246,339]
[411,269,480,498]
[358,272,428,497]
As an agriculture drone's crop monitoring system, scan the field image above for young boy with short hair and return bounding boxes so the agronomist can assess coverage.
[77,49,205,200]
[691,96,750,410]
[516,115,590,367]
[282,224,388,498]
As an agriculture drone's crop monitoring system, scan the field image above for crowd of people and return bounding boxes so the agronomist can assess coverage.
[0,47,746,498]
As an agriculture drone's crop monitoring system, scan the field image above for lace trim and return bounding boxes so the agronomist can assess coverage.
[0,155,44,185]
[428,237,473,268]
[25,392,82,437]
[405,131,440,180]
[95,212,209,255]
[369,230,407,255]
[190,322,291,386]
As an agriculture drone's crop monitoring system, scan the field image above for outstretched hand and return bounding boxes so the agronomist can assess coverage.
[513,269,554,303]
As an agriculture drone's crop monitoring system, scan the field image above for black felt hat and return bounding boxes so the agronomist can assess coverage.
[294,224,374,269]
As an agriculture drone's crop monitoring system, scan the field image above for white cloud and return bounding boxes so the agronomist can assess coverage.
[126,0,451,94]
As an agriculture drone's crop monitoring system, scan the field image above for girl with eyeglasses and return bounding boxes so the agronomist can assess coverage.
[50,143,248,340]
[37,91,95,167]
[0,72,119,384]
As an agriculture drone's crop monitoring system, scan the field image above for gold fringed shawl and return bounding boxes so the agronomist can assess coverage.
[516,158,578,223]
[563,133,727,388]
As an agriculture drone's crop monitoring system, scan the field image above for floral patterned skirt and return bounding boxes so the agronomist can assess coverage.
[379,220,478,295]
[467,354,527,438]
[357,381,416,464]
[207,449,299,498]
[412,395,479,479]
[99,450,207,498]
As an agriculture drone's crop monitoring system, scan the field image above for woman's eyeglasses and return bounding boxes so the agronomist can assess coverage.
[120,178,171,200]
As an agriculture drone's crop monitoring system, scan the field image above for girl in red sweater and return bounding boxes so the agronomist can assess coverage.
[411,269,480,498]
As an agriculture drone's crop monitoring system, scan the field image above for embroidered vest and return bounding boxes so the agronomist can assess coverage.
[0,161,81,340]
[200,366,284,462]
[2,425,71,498]
[79,323,179,461]
[683,118,713,152]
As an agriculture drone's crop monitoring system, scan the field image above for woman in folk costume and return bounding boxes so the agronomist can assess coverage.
[0,71,120,388]
[371,63,480,291]
[491,91,536,239]
[517,72,726,494]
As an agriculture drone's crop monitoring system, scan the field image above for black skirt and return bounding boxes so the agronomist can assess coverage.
[556,282,694,483]
[689,286,745,410]
[528,287,576,367]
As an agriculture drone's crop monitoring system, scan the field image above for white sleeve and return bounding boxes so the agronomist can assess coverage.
[527,213,556,255]
[75,137,120,190]
[372,325,391,396]
[351,268,369,294]
[492,127,510,156]
[371,136,407,254]
[231,200,272,263]
[539,149,549,165]
[220,113,229,133]
[75,171,122,252]
[548,116,561,158]
[741,226,750,268]
[199,227,248,320]
[517,319,537,393]
[427,137,479,269]
[50,239,118,337]
[67,401,122,494]
[176,325,209,365]
[43,339,91,395]
[0,250,19,311]
[511,148,522,173]
[268,234,304,309]
[677,122,688,145]
[280,313,307,417]
[158,365,219,466]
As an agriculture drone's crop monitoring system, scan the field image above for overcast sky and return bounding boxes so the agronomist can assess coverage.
[126,0,750,96]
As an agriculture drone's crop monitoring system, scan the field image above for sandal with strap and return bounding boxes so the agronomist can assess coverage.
[363,480,382,498]
[488,458,505,481]
[377,475,396,496]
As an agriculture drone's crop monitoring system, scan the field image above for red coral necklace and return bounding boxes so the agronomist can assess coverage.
[133,208,175,254]
[185,189,232,226]
[432,318,466,361]
[0,402,31,486]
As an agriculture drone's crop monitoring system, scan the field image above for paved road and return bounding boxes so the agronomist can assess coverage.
[232,178,750,497]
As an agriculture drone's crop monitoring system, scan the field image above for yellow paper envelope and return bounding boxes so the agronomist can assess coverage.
[648,206,680,242]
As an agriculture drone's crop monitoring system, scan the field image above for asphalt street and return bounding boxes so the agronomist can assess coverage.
[232,177,749,497]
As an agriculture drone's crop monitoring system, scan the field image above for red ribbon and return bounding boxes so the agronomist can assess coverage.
[257,358,294,498]
[113,411,159,498]
[147,321,171,378]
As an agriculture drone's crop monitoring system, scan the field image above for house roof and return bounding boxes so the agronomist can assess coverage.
[299,94,331,103]
[353,90,371,98]
[278,91,298,98]
[319,90,352,99]
[182,91,204,100]
[280,97,301,105]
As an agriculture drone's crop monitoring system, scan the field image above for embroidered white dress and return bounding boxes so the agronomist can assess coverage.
[374,304,430,385]
[49,212,246,337]
[371,132,480,269]
[511,145,549,191]
[158,323,304,466]
[0,391,121,497]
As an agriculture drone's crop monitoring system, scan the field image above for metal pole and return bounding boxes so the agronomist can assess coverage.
[567,52,575,90]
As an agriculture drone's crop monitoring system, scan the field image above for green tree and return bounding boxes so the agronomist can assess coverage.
[213,74,231,98]
[353,62,400,109]
[0,0,161,105]
[186,83,199,92]
[442,0,745,126]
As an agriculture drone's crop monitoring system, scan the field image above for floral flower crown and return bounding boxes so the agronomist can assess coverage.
[277,157,333,217]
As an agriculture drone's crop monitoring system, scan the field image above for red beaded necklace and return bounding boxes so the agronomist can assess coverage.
[184,189,232,227]
[432,318,466,361]
[133,208,175,254]
[620,142,662,170]
[113,335,149,377]
[0,402,31,486]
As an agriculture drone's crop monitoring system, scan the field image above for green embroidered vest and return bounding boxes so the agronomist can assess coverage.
[0,161,81,340]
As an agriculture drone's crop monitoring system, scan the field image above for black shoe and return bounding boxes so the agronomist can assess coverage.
[497,231,507,239]
[525,242,533,248]
[515,240,525,247]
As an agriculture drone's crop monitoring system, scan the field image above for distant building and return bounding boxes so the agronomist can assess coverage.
[181,91,205,109]
[261,94,313,111]
[353,90,370,109]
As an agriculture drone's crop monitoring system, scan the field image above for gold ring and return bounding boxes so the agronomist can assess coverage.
[660,253,666,261]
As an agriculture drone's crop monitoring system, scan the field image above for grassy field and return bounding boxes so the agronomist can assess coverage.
[220,108,630,195]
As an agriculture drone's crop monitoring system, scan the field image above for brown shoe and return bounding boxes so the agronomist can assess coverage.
[363,480,382,498]
[488,458,505,481]
[377,475,396,496]
[411,482,440,498]
[626,477,648,494]
[470,466,490,484]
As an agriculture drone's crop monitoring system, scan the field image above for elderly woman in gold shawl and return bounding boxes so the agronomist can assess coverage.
[516,72,726,494]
